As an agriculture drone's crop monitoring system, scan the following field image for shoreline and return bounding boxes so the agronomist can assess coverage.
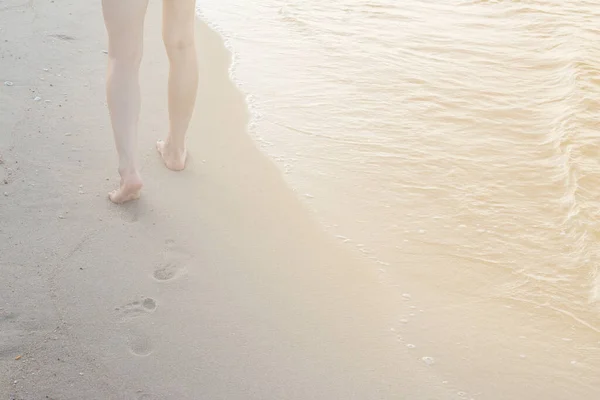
[192,4,600,399]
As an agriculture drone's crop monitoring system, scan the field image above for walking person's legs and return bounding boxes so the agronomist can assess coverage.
[156,0,199,171]
[102,0,149,203]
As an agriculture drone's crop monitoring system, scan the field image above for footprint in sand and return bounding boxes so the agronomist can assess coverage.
[127,334,153,357]
[115,297,157,320]
[152,262,184,282]
[152,240,189,282]
[136,391,154,400]
[116,299,157,357]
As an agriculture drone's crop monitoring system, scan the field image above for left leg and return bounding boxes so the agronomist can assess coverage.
[156,0,199,171]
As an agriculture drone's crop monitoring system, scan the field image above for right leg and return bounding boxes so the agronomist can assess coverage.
[157,0,199,171]
[102,0,149,203]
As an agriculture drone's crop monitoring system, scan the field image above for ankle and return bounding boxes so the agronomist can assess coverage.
[118,166,140,179]
[165,136,186,153]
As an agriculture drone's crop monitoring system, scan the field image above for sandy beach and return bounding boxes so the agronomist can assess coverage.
[0,1,458,398]
[4,1,600,399]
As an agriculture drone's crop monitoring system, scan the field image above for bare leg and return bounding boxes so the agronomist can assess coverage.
[102,0,149,203]
[157,0,199,171]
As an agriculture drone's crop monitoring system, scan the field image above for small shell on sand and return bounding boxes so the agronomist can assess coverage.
[33,96,42,101]
[422,356,435,365]
[4,81,14,86]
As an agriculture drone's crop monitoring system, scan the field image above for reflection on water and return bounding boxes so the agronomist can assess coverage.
[197,0,600,397]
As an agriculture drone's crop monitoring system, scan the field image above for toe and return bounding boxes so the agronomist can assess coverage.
[156,140,165,154]
[108,190,119,204]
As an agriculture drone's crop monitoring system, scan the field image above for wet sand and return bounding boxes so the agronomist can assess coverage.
[0,1,456,399]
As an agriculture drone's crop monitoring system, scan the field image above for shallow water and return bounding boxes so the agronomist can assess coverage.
[197,0,600,396]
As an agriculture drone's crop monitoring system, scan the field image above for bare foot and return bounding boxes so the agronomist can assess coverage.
[156,140,187,171]
[108,173,143,204]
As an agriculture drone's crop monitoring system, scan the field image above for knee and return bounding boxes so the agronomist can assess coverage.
[164,35,195,58]
[108,44,143,67]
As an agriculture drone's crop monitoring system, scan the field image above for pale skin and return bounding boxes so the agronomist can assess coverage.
[102,0,199,203]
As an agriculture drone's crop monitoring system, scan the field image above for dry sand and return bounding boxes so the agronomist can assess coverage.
[0,1,459,399]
